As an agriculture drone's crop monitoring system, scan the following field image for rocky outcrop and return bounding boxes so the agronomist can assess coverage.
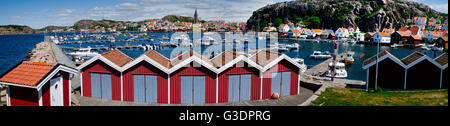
[246,0,447,32]
[26,41,56,63]
[0,25,36,35]
[162,15,195,23]
[74,19,117,29]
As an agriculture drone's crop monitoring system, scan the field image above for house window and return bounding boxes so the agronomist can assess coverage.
[180,76,206,104]
[90,73,112,100]
[271,71,291,96]
[228,74,252,102]
[133,74,158,103]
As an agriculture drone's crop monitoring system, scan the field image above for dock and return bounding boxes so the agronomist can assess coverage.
[301,51,366,88]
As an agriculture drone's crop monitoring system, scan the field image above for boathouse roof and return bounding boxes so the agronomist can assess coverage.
[101,49,133,67]
[0,61,77,89]
[144,50,171,69]
[434,53,448,66]
[210,50,238,68]
[0,61,56,86]
[401,52,425,65]
[249,49,282,67]
[170,50,214,67]
[362,50,404,69]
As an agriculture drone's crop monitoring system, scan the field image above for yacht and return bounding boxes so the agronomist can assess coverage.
[325,62,347,78]
[308,51,332,59]
[67,47,98,63]
[292,58,307,73]
[344,52,355,64]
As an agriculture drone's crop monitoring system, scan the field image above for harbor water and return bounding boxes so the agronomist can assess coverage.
[0,32,444,82]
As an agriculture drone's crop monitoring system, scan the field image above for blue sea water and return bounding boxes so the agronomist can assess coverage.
[0,34,44,76]
[0,33,444,81]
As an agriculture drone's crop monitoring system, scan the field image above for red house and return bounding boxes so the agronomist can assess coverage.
[169,50,218,104]
[0,61,77,106]
[211,50,263,103]
[249,49,302,99]
[121,50,170,103]
[78,49,132,101]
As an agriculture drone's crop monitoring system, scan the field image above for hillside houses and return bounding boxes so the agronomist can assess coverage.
[373,32,391,44]
[335,28,349,39]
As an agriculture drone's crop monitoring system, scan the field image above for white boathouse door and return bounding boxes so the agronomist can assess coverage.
[50,76,63,106]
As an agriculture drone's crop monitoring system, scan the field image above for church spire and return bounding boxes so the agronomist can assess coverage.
[194,9,198,24]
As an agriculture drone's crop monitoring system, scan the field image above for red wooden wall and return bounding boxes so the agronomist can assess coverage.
[9,86,39,106]
[42,82,50,106]
[262,60,299,99]
[170,63,216,104]
[218,62,261,103]
[123,62,168,103]
[81,60,121,100]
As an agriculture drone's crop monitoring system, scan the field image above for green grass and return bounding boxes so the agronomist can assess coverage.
[311,87,448,106]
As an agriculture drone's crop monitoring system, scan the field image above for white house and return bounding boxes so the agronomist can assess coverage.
[356,33,366,42]
[373,32,391,44]
[288,29,301,38]
[308,29,317,38]
[347,26,360,36]
[278,24,290,34]
[335,28,349,39]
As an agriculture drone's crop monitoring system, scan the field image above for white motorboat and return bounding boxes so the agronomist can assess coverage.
[391,43,400,48]
[67,47,99,62]
[308,51,332,59]
[286,43,300,50]
[292,58,307,73]
[325,62,347,78]
[344,52,355,64]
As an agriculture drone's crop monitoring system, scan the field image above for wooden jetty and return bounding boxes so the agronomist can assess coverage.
[301,51,366,88]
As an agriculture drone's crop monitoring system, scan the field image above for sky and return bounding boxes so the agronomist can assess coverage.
[0,0,447,29]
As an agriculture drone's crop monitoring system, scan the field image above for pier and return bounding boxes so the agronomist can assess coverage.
[301,51,366,88]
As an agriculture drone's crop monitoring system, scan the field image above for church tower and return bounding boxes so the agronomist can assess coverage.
[194,9,198,24]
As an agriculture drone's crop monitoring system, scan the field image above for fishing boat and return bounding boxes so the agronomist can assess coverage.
[292,58,307,73]
[325,62,347,78]
[344,52,355,64]
[308,51,332,59]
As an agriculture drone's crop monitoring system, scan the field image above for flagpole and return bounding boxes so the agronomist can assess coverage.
[375,14,382,90]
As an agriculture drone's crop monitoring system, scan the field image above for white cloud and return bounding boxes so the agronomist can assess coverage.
[9,16,30,20]
[80,0,273,23]
[430,3,448,13]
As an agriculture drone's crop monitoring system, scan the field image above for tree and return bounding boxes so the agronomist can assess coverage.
[261,20,269,30]
[305,16,321,28]
[402,11,409,19]
[274,18,283,28]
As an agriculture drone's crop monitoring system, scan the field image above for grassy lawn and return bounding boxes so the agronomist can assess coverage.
[311,87,448,106]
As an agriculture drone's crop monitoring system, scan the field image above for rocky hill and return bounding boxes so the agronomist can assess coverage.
[162,15,195,23]
[74,19,118,29]
[0,25,36,35]
[246,0,448,32]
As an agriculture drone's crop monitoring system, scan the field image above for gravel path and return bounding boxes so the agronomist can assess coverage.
[51,42,81,89]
